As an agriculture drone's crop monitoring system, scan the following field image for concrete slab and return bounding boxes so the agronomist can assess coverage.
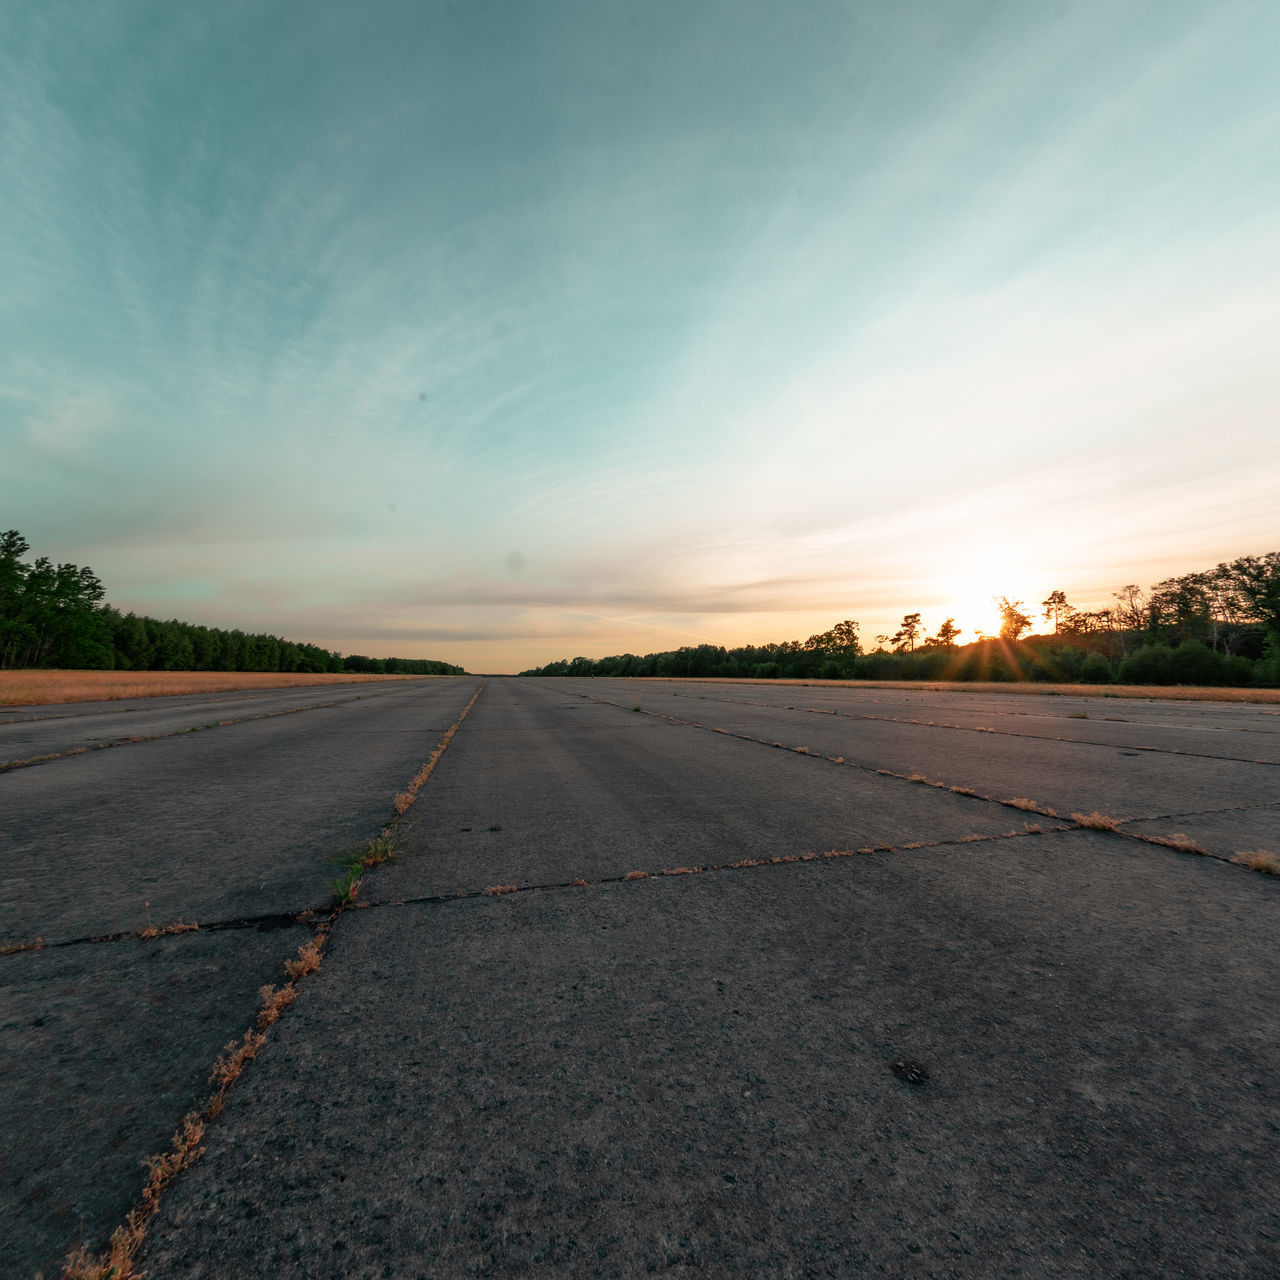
[623,682,1280,764]
[1,923,310,1280]
[571,683,1279,827]
[370,682,1032,902]
[0,680,483,945]
[0,678,475,768]
[1121,803,1280,860]
[139,832,1280,1278]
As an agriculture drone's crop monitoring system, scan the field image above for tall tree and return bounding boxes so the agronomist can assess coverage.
[1224,552,1280,637]
[926,618,962,647]
[803,619,862,656]
[891,612,922,653]
[1041,589,1074,633]
[996,597,1032,642]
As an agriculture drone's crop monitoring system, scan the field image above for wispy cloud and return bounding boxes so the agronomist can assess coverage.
[4,0,1279,669]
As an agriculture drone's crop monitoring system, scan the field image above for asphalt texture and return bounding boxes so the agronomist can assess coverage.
[5,677,1279,1278]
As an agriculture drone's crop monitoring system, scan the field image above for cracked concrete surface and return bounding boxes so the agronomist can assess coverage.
[5,676,1279,1278]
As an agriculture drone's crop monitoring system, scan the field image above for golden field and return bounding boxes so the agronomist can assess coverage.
[0,670,446,707]
[634,676,1280,704]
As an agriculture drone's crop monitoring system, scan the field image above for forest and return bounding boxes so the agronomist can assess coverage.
[0,530,465,675]
[521,551,1280,688]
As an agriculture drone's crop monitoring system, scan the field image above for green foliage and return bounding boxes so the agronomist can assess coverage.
[1118,644,1174,684]
[516,547,1279,689]
[0,530,466,675]
[1079,651,1112,684]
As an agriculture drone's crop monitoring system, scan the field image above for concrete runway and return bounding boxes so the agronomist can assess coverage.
[4,677,1278,1277]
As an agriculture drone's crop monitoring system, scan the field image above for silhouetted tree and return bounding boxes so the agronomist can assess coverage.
[1041,589,1074,633]
[996,597,1032,642]
[926,618,962,647]
[891,613,922,652]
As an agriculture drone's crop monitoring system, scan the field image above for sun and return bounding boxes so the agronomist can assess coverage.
[945,552,1040,639]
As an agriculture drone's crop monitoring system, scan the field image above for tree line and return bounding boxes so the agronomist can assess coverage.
[0,530,465,675]
[520,551,1280,688]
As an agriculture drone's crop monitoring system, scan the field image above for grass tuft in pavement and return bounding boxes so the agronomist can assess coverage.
[1233,850,1280,874]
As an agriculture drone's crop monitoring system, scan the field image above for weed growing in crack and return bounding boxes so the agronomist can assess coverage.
[1073,811,1122,832]
[1233,850,1280,874]
[1007,797,1058,815]
[331,865,362,906]
[0,936,44,955]
[284,936,324,981]
[330,831,399,907]
[1143,832,1207,854]
[485,884,519,895]
[59,968,311,1280]
[63,687,486,1280]
[256,982,298,1027]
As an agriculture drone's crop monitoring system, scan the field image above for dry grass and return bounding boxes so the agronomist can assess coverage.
[627,676,1280,705]
[284,935,324,981]
[60,962,318,1279]
[0,669,447,707]
[485,884,519,895]
[1140,832,1208,854]
[0,936,45,955]
[63,1110,208,1279]
[624,870,650,880]
[256,983,298,1028]
[393,685,483,814]
[1072,811,1122,832]
[1007,797,1059,816]
[59,692,492,1278]
[138,919,199,939]
[1233,850,1280,874]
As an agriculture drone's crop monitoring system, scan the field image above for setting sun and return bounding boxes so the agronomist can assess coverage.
[944,553,1042,639]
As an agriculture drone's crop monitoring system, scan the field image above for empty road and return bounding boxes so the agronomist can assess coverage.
[3,677,1278,1278]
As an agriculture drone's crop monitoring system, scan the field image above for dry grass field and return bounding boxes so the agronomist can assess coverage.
[633,676,1280,705]
[0,670,439,707]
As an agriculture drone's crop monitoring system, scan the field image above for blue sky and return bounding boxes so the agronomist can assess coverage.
[4,0,1278,671]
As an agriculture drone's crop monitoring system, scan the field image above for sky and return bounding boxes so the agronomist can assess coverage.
[3,0,1278,672]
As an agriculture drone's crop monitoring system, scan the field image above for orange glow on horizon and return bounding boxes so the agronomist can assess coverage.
[935,550,1043,641]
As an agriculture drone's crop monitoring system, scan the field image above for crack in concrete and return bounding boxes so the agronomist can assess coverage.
[1,697,348,772]
[1116,800,1275,825]
[55,683,487,1280]
[567,690,1258,872]
[0,682,448,771]
[633,686,1280,769]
